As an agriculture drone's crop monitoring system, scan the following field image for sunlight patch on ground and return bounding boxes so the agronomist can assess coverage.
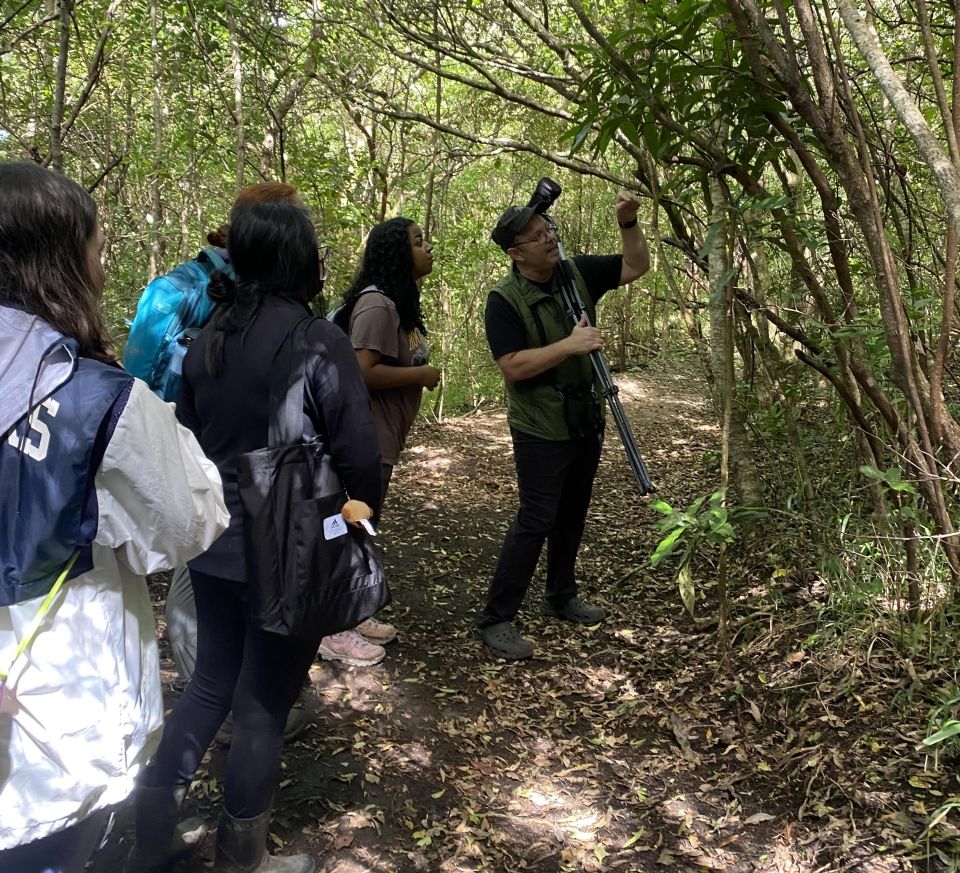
[572,662,633,700]
[437,411,513,446]
[616,373,708,407]
[659,792,699,823]
[515,783,567,812]
[526,788,563,808]
[559,807,611,840]
[404,445,454,474]
[618,376,702,403]
[500,781,621,868]
[306,668,391,716]
[389,740,433,769]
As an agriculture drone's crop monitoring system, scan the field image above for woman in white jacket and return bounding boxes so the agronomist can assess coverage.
[0,161,229,873]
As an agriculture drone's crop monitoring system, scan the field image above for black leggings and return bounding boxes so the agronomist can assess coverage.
[144,570,320,817]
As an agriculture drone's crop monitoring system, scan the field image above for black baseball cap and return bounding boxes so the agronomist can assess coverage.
[491,205,539,252]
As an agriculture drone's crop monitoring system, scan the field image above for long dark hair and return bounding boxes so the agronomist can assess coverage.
[340,217,425,333]
[0,161,113,362]
[204,200,321,375]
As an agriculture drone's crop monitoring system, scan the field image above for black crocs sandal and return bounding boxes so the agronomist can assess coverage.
[540,597,605,624]
[473,621,534,660]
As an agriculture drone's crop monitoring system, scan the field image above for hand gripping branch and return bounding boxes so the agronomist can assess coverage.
[526,177,655,496]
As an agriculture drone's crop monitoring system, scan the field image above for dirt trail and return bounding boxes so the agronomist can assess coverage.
[91,359,929,872]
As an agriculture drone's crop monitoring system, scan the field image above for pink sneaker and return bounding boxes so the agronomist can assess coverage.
[355,617,397,645]
[318,630,385,666]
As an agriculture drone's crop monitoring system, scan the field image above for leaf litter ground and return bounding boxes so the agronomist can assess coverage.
[90,358,957,872]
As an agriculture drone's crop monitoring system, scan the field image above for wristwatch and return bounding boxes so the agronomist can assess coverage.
[618,217,638,229]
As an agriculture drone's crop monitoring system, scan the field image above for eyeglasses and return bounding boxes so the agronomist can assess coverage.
[512,227,555,247]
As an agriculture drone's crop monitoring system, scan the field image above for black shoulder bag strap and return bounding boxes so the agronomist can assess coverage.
[269,316,314,448]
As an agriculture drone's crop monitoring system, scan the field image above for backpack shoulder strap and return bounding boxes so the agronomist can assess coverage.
[351,285,399,330]
[197,247,229,275]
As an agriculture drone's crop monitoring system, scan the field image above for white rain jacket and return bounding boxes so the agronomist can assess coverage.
[0,305,229,850]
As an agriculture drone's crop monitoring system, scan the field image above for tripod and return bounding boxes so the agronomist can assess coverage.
[546,216,656,496]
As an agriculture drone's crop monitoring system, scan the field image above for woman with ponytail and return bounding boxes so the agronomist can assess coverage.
[127,193,381,873]
[318,217,439,667]
[165,182,320,739]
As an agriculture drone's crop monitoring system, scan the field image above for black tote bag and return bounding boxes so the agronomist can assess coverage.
[237,317,390,640]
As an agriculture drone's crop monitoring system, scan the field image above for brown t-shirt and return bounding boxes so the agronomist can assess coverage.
[349,291,429,465]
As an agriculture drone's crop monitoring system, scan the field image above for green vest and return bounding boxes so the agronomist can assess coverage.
[491,261,603,441]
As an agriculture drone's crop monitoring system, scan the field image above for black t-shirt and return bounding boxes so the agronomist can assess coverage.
[485,254,623,361]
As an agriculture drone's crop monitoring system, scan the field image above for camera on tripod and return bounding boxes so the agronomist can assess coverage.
[527,177,562,215]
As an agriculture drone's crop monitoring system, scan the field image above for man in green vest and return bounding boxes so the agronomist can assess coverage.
[474,190,650,660]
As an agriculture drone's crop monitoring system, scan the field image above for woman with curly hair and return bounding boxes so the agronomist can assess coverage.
[319,217,439,666]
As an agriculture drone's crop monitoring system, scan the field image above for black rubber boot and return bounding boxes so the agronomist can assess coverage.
[123,784,209,873]
[213,808,315,873]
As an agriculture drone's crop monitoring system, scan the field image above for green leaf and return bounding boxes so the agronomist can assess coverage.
[568,122,593,154]
[689,494,709,514]
[859,465,916,494]
[923,721,960,746]
[619,118,641,147]
[651,526,684,567]
[888,480,917,493]
[642,121,663,157]
[752,194,792,211]
[697,220,723,260]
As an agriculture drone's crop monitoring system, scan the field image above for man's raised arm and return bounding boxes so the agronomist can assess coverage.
[615,191,651,285]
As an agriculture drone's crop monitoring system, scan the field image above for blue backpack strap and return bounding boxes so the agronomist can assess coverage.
[197,247,230,276]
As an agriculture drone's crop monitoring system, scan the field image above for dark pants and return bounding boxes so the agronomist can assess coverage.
[0,808,112,873]
[381,463,394,501]
[144,570,320,818]
[476,428,603,628]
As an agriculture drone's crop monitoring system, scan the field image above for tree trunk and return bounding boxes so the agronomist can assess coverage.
[48,0,70,171]
[228,1,244,189]
[148,0,164,280]
[709,175,734,654]
[729,0,960,583]
[836,0,960,234]
[707,175,765,506]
